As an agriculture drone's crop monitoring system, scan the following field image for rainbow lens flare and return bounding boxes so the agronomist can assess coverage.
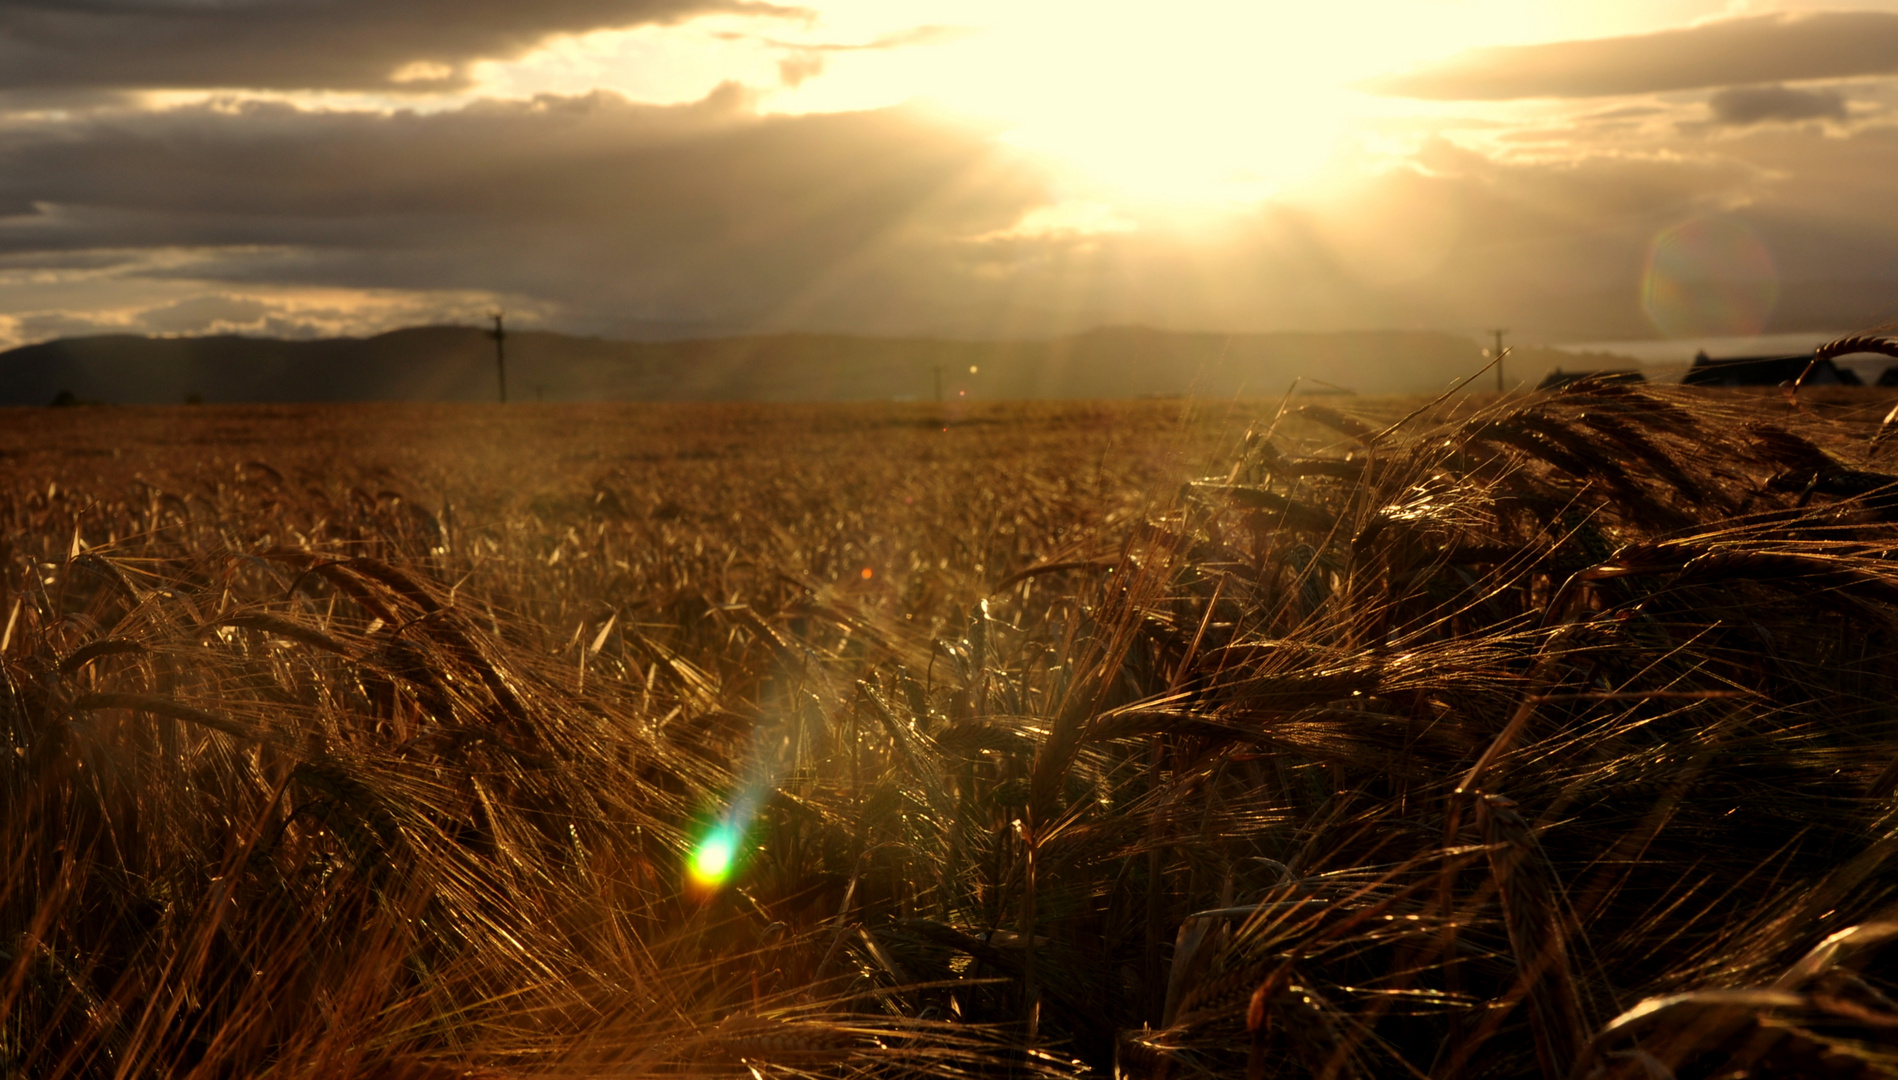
[1642,217,1779,338]
[688,824,741,889]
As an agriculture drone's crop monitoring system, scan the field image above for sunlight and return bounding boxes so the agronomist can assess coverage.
[459,0,1623,218]
[766,0,1512,209]
[459,1,1546,213]
[947,4,1356,205]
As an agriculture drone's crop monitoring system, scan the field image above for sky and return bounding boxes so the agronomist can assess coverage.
[4,0,1898,348]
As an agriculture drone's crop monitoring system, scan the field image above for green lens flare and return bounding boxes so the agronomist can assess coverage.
[689,827,738,887]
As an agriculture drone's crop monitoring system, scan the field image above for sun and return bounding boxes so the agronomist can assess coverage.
[769,0,1488,209]
[958,4,1354,205]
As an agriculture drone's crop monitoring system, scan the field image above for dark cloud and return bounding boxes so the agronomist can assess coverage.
[1371,127,1898,336]
[924,128,1898,343]
[1707,83,1847,126]
[5,77,1898,344]
[0,87,1049,333]
[1367,11,1898,100]
[0,0,798,92]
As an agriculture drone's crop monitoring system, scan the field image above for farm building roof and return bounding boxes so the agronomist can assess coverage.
[1681,350,1862,387]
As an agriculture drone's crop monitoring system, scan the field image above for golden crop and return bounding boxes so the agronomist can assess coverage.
[6,387,1898,1079]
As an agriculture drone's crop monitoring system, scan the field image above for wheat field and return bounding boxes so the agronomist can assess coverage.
[8,384,1898,1080]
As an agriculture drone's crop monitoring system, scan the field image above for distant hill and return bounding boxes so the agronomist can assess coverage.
[0,325,1614,405]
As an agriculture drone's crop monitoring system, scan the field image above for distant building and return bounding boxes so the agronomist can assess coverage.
[1538,368,1645,390]
[1682,350,1863,387]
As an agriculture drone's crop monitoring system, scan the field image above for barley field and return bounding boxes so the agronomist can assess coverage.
[9,385,1898,1080]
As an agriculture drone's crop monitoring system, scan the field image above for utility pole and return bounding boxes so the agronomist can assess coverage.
[490,312,508,404]
[932,365,943,404]
[1490,328,1508,393]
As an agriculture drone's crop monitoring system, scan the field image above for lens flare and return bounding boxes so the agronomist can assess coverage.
[689,825,740,888]
[1642,217,1779,338]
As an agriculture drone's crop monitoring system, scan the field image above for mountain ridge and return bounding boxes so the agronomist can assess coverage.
[0,324,1620,405]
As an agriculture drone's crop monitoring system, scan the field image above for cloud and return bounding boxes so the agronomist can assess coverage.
[1582,105,1668,123]
[1367,11,1898,100]
[0,87,1049,335]
[134,294,274,334]
[719,23,973,54]
[4,71,1898,346]
[778,55,826,88]
[740,23,973,89]
[0,287,530,350]
[1707,84,1847,126]
[0,0,798,92]
[2,308,125,346]
[767,25,973,53]
[2,295,281,344]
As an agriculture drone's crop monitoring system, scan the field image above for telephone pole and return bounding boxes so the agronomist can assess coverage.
[1490,328,1508,393]
[490,312,508,404]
